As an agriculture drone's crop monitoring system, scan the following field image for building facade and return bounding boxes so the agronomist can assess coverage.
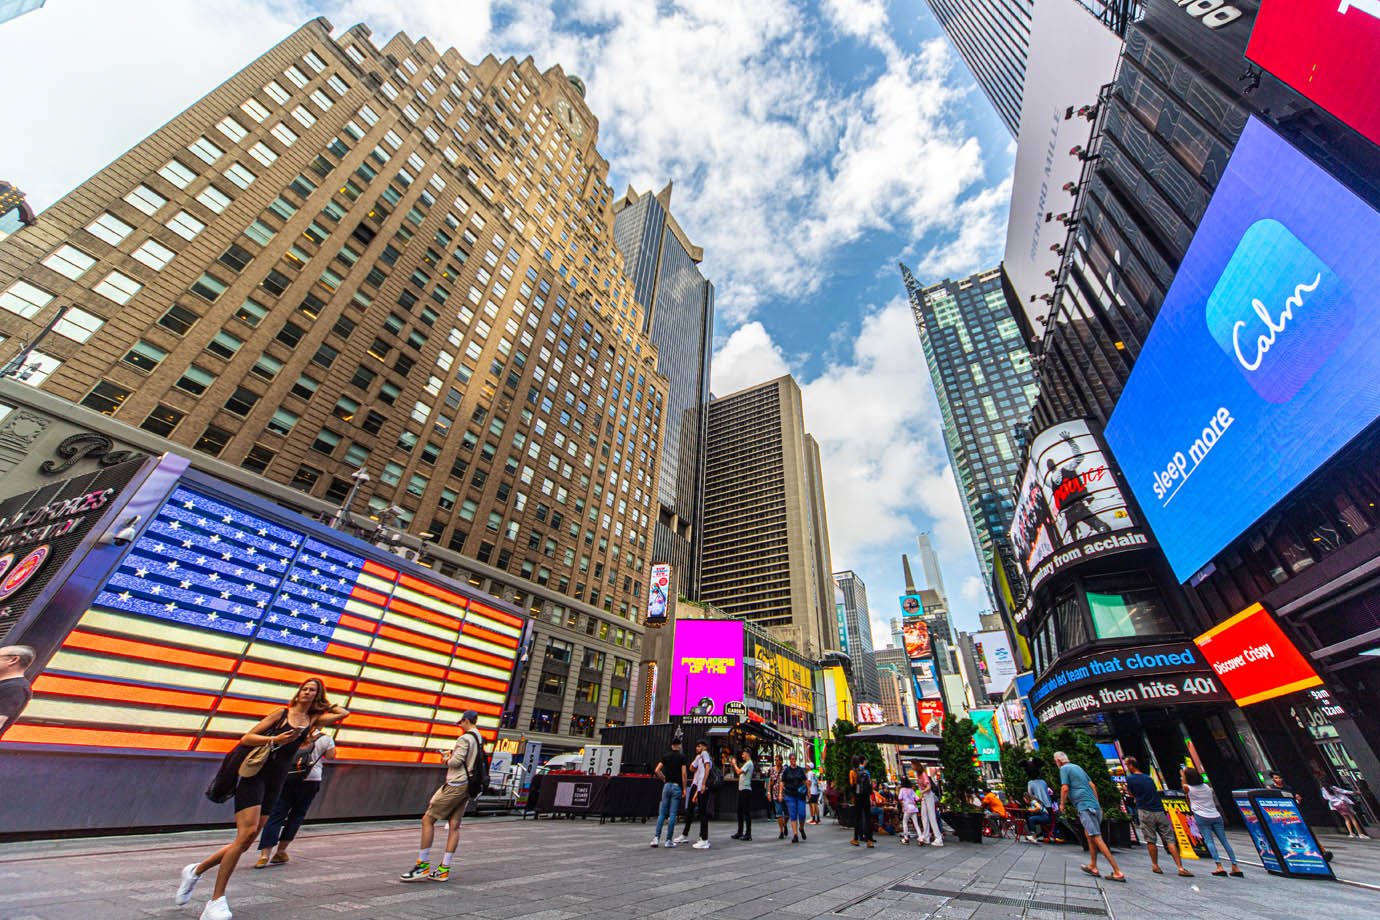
[874,645,917,727]
[1012,0,1380,818]
[700,376,836,656]
[0,19,669,754]
[832,569,882,705]
[901,265,1037,601]
[611,183,713,601]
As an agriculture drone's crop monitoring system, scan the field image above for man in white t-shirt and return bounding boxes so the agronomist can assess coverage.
[401,711,483,882]
[807,766,822,824]
[675,740,714,849]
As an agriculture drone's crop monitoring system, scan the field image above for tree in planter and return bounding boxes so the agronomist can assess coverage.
[938,715,983,812]
[1033,724,1126,818]
[999,742,1034,805]
[823,719,887,822]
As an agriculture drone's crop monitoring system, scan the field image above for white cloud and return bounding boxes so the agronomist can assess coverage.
[708,322,792,397]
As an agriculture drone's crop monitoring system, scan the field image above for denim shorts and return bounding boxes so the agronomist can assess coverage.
[1078,806,1104,838]
[773,798,786,817]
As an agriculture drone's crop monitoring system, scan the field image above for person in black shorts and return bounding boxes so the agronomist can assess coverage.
[176,678,348,920]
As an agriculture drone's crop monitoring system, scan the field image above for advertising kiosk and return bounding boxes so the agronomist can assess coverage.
[1233,789,1334,880]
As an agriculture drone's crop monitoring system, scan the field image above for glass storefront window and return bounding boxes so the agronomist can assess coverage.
[1086,575,1175,640]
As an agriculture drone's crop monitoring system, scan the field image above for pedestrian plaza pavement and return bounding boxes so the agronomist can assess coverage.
[1,814,1377,919]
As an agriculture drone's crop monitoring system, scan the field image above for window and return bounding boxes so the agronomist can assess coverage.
[158,159,197,189]
[312,428,342,456]
[86,212,134,245]
[122,340,167,372]
[291,105,315,128]
[582,649,605,671]
[251,352,283,380]
[216,116,248,143]
[80,381,132,416]
[333,395,360,421]
[285,65,309,88]
[241,444,277,473]
[303,51,326,73]
[225,162,256,189]
[536,673,566,697]
[240,99,270,123]
[132,239,176,271]
[190,273,227,302]
[166,210,206,240]
[343,442,370,467]
[218,243,253,272]
[290,463,322,491]
[609,687,627,708]
[140,404,184,437]
[94,271,142,305]
[196,186,232,214]
[53,307,104,343]
[261,269,291,296]
[268,196,297,220]
[528,708,560,733]
[249,142,278,167]
[158,303,199,335]
[188,136,224,164]
[267,408,298,435]
[223,386,260,416]
[194,424,235,457]
[380,461,403,485]
[1085,575,1177,640]
[290,373,319,400]
[613,657,631,679]
[206,329,243,359]
[264,80,290,105]
[42,245,96,279]
[545,637,574,663]
[270,122,298,147]
[124,184,166,215]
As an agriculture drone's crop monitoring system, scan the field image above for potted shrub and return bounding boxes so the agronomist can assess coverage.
[938,715,984,843]
[823,718,886,828]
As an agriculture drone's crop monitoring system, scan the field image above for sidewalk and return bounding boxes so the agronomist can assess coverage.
[0,816,1376,919]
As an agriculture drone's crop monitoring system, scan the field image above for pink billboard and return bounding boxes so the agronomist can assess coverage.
[668,619,745,716]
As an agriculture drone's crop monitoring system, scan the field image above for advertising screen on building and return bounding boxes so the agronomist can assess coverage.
[917,698,945,734]
[3,484,523,761]
[669,619,745,716]
[899,593,923,618]
[1194,603,1323,706]
[856,702,885,725]
[1104,118,1380,581]
[974,630,1019,696]
[971,708,1001,761]
[903,616,931,660]
[1247,0,1380,147]
[911,658,940,699]
[646,563,671,624]
[1002,0,1124,337]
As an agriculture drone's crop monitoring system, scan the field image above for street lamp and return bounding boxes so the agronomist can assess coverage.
[330,467,371,530]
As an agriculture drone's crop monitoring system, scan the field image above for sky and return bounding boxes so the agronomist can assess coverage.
[0,0,1015,648]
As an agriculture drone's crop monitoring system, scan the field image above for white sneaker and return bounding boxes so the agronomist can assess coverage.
[176,864,202,906]
[692,839,711,850]
[673,834,688,844]
[931,840,944,847]
[650,837,659,847]
[665,840,677,848]
[199,896,232,920]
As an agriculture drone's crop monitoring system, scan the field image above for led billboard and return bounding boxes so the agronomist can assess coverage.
[1104,118,1380,581]
[974,630,1018,696]
[3,484,523,761]
[1002,0,1124,337]
[668,619,745,716]
[1247,0,1380,147]
[856,702,885,725]
[646,563,671,624]
[903,617,931,660]
[1194,603,1323,706]
[916,698,945,734]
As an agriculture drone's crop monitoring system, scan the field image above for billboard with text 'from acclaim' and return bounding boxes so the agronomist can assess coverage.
[1104,118,1380,582]
[1002,0,1124,339]
[1247,0,1380,147]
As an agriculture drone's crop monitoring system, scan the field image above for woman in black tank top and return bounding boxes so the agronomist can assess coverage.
[176,677,349,920]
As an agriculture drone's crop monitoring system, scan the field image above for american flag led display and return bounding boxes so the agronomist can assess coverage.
[4,486,523,762]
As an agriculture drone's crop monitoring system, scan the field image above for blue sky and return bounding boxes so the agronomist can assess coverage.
[0,0,1014,646]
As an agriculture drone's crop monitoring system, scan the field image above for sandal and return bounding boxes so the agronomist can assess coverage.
[1151,867,1163,875]
[1229,869,1244,878]
[271,853,290,864]
[1177,870,1194,877]
[1212,870,1227,877]
[253,855,270,869]
[1080,865,1101,877]
[1107,874,1127,883]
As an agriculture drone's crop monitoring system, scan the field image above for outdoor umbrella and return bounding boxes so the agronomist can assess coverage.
[845,724,941,745]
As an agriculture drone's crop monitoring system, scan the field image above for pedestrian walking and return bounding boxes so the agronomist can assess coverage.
[898,778,922,843]
[730,748,755,841]
[807,763,823,824]
[1124,758,1192,877]
[0,644,35,739]
[399,710,486,883]
[850,755,875,848]
[1181,766,1246,875]
[782,751,809,843]
[768,754,787,839]
[176,678,348,920]
[676,739,713,849]
[651,737,688,847]
[1056,751,1125,882]
[254,726,336,868]
[918,769,943,846]
[1321,782,1370,839]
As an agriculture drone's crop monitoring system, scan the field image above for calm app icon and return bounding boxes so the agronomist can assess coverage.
[1205,219,1355,404]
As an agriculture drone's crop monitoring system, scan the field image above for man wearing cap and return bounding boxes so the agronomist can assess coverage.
[401,710,483,882]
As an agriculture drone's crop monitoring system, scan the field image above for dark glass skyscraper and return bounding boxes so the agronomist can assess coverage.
[612,184,713,600]
[900,265,1036,598]
[833,570,882,705]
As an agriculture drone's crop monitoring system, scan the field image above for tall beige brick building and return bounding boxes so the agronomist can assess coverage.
[700,376,836,656]
[0,18,669,751]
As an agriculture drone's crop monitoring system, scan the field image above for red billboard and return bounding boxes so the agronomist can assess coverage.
[1246,0,1380,147]
[916,699,945,734]
[1194,603,1323,706]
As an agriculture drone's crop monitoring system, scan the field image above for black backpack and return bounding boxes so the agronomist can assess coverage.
[855,766,873,801]
[465,730,491,797]
[708,761,724,791]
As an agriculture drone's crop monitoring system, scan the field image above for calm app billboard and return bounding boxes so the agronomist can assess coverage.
[1105,118,1380,581]
[668,619,745,716]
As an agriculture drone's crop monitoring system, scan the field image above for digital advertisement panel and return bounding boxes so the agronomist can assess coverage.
[1257,796,1332,876]
[646,563,671,624]
[971,708,1001,762]
[1002,0,1124,337]
[1246,0,1380,147]
[669,619,745,716]
[911,658,940,699]
[4,484,523,760]
[1194,603,1323,706]
[899,593,923,618]
[856,702,885,725]
[917,698,945,734]
[974,630,1019,696]
[1234,793,1284,873]
[1105,118,1380,582]
[903,616,931,660]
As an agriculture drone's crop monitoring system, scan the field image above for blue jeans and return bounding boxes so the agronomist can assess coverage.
[257,778,320,851]
[655,782,681,842]
[785,795,806,823]
[1197,814,1236,864]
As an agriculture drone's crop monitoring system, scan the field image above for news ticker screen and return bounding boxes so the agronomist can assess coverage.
[5,486,523,763]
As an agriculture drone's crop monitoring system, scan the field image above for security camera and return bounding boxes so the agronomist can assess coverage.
[102,515,142,547]
[387,504,405,517]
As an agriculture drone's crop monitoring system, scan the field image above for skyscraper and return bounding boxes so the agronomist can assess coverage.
[900,265,1036,599]
[611,184,713,601]
[701,375,836,656]
[0,18,663,751]
[832,569,882,705]
[916,532,946,600]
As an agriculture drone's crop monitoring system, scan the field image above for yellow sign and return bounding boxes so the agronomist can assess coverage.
[753,643,813,710]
